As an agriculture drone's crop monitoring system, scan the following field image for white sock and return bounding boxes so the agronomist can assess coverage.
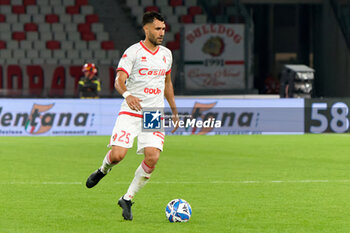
[100,150,118,174]
[123,160,154,200]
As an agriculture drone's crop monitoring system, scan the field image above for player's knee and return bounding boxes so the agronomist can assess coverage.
[110,147,127,163]
[144,148,160,167]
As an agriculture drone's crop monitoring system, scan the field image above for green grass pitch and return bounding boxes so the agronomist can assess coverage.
[1,134,350,233]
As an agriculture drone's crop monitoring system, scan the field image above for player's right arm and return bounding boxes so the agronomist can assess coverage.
[115,71,142,111]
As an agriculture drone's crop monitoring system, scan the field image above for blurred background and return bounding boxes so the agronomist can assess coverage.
[0,0,348,98]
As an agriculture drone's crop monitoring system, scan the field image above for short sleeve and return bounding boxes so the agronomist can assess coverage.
[166,50,173,75]
[116,47,135,78]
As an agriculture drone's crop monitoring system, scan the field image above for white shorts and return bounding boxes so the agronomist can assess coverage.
[109,113,165,154]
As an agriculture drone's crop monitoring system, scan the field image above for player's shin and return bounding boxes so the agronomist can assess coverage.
[123,160,155,200]
[100,150,119,174]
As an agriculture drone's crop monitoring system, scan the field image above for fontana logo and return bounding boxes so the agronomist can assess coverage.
[0,104,90,135]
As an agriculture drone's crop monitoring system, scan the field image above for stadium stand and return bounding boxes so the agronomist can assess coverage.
[0,0,120,65]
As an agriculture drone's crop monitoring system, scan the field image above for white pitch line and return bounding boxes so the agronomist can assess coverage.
[1,180,350,185]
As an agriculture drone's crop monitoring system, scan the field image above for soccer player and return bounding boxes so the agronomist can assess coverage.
[85,12,179,221]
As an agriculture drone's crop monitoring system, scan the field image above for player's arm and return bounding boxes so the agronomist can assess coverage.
[115,71,142,111]
[164,73,179,133]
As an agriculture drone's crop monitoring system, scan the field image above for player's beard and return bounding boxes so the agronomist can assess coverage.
[148,32,163,46]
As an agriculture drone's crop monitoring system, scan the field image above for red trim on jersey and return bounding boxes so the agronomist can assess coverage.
[119,111,143,118]
[116,68,129,78]
[140,41,159,55]
[166,69,171,75]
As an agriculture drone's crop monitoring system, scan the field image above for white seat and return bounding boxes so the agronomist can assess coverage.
[64,23,77,32]
[19,58,32,65]
[62,0,74,6]
[140,0,153,6]
[174,6,187,16]
[54,32,66,41]
[51,23,64,32]
[7,41,19,49]
[194,15,207,23]
[19,15,31,23]
[20,41,32,49]
[160,6,173,16]
[45,58,58,64]
[88,41,100,50]
[6,58,19,64]
[11,0,22,5]
[37,0,49,5]
[107,50,120,59]
[59,58,71,64]
[38,23,50,32]
[0,23,11,32]
[40,5,53,14]
[61,41,73,50]
[81,5,94,15]
[91,23,104,33]
[72,15,85,24]
[99,59,112,65]
[155,0,168,7]
[12,23,24,31]
[33,15,45,23]
[184,0,197,6]
[131,6,143,16]
[6,15,18,23]
[40,32,53,40]
[126,0,138,8]
[53,50,65,59]
[93,50,106,59]
[0,33,11,40]
[27,32,39,41]
[96,32,108,41]
[50,0,62,6]
[32,58,45,64]
[0,6,11,14]
[171,23,182,34]
[1,50,12,58]
[27,6,39,15]
[34,41,45,49]
[27,50,39,58]
[67,50,79,59]
[74,41,87,50]
[60,15,72,24]
[166,15,179,24]
[71,58,84,65]
[67,32,80,41]
[53,6,65,15]
[39,49,52,59]
[80,50,93,59]
[13,50,26,59]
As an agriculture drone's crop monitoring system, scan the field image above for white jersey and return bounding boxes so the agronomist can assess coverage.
[116,41,173,113]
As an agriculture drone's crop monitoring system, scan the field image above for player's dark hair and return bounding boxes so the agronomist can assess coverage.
[142,11,165,26]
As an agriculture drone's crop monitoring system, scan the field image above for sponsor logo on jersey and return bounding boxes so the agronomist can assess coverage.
[139,68,166,76]
[144,87,162,95]
[141,56,147,62]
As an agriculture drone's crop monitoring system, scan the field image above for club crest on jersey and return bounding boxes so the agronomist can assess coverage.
[163,56,166,63]
[141,56,147,62]
[122,54,127,58]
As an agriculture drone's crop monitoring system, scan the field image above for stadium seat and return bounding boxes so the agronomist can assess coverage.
[140,0,153,7]
[12,32,26,41]
[46,40,60,50]
[19,14,31,23]
[166,15,178,24]
[76,0,88,6]
[13,0,23,5]
[6,15,18,23]
[155,0,168,7]
[180,15,193,23]
[78,23,90,33]
[0,6,11,14]
[19,40,32,49]
[23,0,36,6]
[60,15,72,24]
[59,58,71,64]
[45,58,58,64]
[7,41,19,49]
[40,5,53,14]
[53,32,66,41]
[67,50,79,59]
[12,5,26,14]
[53,6,66,15]
[32,15,45,23]
[45,14,59,23]
[64,23,77,32]
[61,40,73,49]
[74,40,86,49]
[81,31,95,41]
[174,6,187,16]
[27,31,39,40]
[81,5,94,15]
[40,32,53,40]
[1,50,11,59]
[19,58,32,65]
[188,6,202,16]
[7,58,19,64]
[38,23,50,32]
[160,6,173,16]
[0,14,5,22]
[68,32,80,41]
[0,0,10,5]
[52,23,64,32]
[96,32,108,41]
[39,49,52,58]
[62,0,74,6]
[166,40,180,50]
[145,6,159,13]
[13,49,26,59]
[0,40,6,49]
[37,0,49,5]
[184,0,197,6]
[49,0,61,6]
[27,6,39,15]
[170,0,183,7]
[101,40,115,50]
[88,41,99,49]
[80,50,92,59]
[12,23,24,31]
[0,32,11,40]
[33,40,45,49]
[0,23,11,32]
[53,50,65,59]
[24,22,38,32]
[93,50,106,59]
[194,14,207,23]
[85,14,98,24]
[72,14,84,23]
[66,5,80,14]
[91,23,103,33]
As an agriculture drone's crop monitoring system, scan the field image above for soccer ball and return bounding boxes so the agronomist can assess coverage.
[165,199,192,222]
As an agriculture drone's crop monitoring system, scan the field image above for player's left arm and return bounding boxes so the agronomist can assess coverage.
[164,73,179,133]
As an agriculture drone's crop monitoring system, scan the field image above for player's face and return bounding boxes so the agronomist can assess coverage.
[145,19,165,46]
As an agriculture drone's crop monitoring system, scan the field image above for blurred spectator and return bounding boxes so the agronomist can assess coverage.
[79,63,101,99]
[264,73,280,94]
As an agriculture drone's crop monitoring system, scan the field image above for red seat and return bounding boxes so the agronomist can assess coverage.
[169,0,182,7]
[85,14,99,24]
[12,5,26,14]
[180,15,193,23]
[12,32,26,41]
[0,14,5,22]
[76,0,88,6]
[0,40,6,49]
[78,23,91,33]
[188,6,202,16]
[175,32,180,41]
[24,23,38,31]
[45,14,59,23]
[81,32,95,41]
[101,40,115,50]
[46,40,61,50]
[166,41,180,50]
[66,5,80,14]
[23,0,36,5]
[0,0,10,5]
[145,6,159,12]
[165,23,170,32]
